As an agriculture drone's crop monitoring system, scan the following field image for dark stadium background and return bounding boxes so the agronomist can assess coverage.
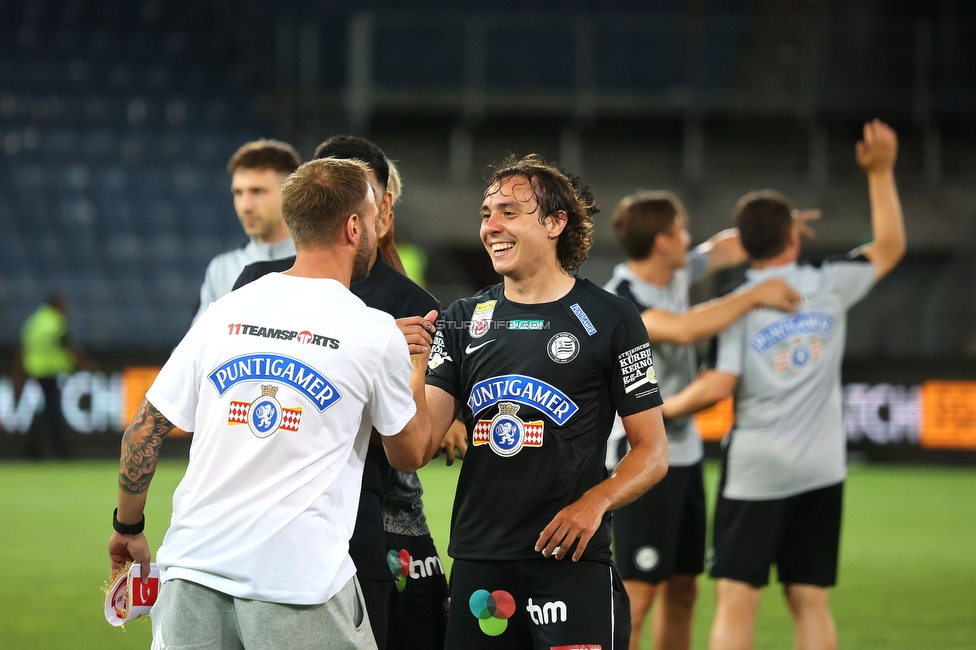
[0,0,974,462]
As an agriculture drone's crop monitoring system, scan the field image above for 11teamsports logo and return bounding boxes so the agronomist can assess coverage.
[227,384,302,438]
[472,402,544,457]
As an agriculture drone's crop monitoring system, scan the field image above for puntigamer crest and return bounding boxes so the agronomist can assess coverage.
[228,384,303,439]
[473,402,544,457]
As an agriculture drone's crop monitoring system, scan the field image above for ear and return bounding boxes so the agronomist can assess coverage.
[546,210,569,240]
[344,213,362,246]
[650,230,667,254]
[378,192,395,239]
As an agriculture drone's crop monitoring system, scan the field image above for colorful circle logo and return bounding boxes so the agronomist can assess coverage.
[387,549,410,592]
[468,589,516,636]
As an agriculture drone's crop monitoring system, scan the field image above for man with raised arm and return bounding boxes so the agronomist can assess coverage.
[108,157,434,650]
[662,120,906,650]
[425,155,669,649]
[604,191,805,650]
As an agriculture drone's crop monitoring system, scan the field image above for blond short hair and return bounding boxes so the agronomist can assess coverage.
[281,158,372,248]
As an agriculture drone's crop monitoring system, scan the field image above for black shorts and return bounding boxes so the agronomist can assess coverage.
[386,532,450,650]
[710,481,844,588]
[612,461,707,584]
[446,558,629,650]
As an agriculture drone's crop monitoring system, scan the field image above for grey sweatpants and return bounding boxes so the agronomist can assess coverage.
[150,576,377,650]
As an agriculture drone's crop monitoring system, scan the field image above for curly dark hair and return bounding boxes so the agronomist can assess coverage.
[484,155,596,273]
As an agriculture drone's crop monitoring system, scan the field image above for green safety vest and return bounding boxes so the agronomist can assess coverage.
[20,304,74,378]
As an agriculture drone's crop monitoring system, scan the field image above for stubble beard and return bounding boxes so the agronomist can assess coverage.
[351,233,373,283]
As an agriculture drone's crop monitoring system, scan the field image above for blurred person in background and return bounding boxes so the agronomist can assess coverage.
[13,293,93,459]
[235,137,453,650]
[191,138,301,325]
[662,120,905,650]
[604,191,808,650]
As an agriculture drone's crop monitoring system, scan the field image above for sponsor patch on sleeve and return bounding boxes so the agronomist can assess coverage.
[618,343,658,394]
[428,330,453,370]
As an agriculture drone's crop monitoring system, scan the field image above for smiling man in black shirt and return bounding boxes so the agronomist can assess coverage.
[424,155,669,649]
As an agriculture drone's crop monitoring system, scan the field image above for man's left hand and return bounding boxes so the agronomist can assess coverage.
[535,492,608,562]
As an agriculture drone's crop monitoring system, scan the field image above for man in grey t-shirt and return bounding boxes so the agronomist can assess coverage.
[663,120,905,650]
[192,139,300,325]
[605,191,804,650]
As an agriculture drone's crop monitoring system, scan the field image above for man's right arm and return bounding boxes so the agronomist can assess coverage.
[641,278,800,346]
[109,399,176,577]
[662,370,738,420]
[381,310,438,473]
[854,120,906,280]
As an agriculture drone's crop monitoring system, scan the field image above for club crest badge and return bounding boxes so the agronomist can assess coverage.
[227,384,302,438]
[547,332,579,364]
[472,402,544,457]
[469,300,497,339]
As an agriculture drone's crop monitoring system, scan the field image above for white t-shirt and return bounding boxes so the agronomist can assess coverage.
[149,273,417,605]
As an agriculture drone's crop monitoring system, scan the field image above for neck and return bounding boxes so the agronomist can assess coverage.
[503,265,576,304]
[626,255,674,288]
[283,248,354,288]
[751,248,797,271]
[254,227,290,246]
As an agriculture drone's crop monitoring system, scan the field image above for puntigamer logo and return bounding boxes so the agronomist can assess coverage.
[208,354,341,413]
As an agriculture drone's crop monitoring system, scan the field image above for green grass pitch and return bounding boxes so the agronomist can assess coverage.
[0,459,974,649]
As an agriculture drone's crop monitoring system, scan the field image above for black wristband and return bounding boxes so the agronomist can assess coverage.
[113,508,145,535]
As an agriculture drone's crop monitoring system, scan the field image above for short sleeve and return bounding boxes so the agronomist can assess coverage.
[145,322,206,432]
[368,326,417,436]
[824,253,875,309]
[425,300,464,400]
[715,315,745,377]
[686,248,710,284]
[610,301,663,417]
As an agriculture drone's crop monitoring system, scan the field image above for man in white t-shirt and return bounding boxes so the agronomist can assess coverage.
[108,157,436,650]
[663,120,905,650]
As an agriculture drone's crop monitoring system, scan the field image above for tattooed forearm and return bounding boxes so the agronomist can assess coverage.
[119,399,175,495]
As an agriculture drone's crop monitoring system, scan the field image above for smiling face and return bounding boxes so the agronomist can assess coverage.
[480,175,565,281]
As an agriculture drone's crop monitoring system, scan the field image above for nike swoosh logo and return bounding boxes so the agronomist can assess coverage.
[465,339,496,354]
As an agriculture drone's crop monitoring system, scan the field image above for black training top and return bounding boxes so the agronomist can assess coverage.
[233,249,439,579]
[425,278,662,563]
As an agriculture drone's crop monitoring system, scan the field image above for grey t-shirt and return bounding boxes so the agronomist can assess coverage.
[604,249,710,467]
[716,255,875,500]
[193,238,297,325]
